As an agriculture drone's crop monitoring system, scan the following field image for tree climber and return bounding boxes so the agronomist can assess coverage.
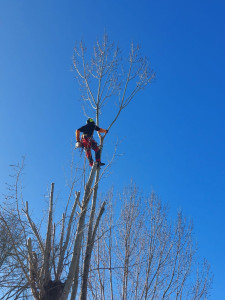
[76,118,108,167]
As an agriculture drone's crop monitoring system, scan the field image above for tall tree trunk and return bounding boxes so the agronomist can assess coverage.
[59,165,96,300]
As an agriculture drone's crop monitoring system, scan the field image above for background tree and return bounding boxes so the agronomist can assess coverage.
[88,184,212,300]
[0,163,32,299]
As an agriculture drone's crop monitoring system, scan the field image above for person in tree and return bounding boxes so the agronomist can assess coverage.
[76,118,108,167]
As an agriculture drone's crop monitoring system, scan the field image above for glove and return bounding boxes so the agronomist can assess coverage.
[75,141,82,148]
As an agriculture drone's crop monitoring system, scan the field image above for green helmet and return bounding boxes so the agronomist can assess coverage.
[86,118,95,124]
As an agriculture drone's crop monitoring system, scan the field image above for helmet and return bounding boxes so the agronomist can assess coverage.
[86,118,95,124]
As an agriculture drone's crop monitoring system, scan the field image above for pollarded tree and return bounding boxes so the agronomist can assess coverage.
[0,34,154,300]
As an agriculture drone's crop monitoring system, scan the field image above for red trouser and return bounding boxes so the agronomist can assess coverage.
[81,136,100,162]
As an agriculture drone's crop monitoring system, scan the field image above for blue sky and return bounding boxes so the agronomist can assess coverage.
[0,0,225,298]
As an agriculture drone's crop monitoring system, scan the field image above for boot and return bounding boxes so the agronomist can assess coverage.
[96,161,105,168]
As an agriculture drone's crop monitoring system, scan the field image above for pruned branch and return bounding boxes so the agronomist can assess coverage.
[41,183,54,285]
[56,191,81,280]
[24,201,45,254]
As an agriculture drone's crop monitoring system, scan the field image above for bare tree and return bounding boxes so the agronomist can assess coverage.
[0,34,211,300]
[0,34,154,299]
[88,184,212,300]
[0,210,19,269]
[0,162,33,299]
[73,33,154,300]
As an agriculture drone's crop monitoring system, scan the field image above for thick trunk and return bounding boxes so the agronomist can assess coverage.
[79,244,92,300]
[80,200,106,300]
[69,244,82,300]
[56,192,80,280]
[59,166,96,300]
[79,168,99,299]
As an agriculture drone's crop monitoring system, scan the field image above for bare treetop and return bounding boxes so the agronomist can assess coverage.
[73,34,155,127]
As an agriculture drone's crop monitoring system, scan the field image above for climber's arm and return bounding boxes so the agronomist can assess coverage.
[98,128,108,134]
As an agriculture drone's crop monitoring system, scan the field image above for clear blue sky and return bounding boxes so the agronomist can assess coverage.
[0,0,225,298]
